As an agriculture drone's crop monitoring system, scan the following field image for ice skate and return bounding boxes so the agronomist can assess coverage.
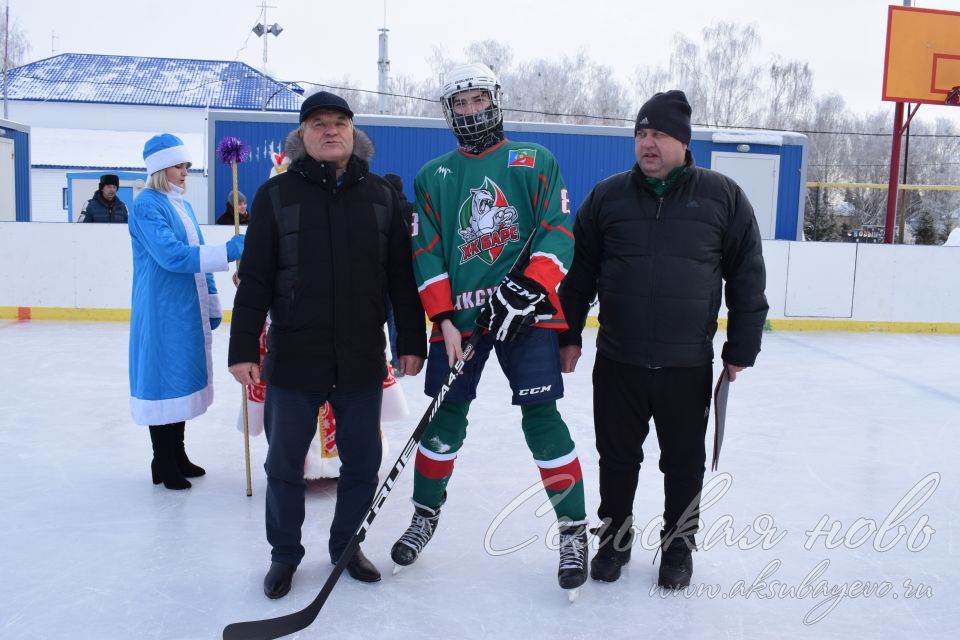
[391,502,441,573]
[558,523,588,601]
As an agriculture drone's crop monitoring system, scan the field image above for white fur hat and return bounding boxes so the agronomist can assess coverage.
[143,133,192,176]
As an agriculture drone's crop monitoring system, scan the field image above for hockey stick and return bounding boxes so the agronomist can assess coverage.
[222,232,538,640]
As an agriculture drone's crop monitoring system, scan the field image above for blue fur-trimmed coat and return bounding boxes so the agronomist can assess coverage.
[128,186,229,425]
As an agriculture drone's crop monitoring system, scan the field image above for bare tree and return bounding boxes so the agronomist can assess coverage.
[1,1,30,69]
[766,58,814,130]
[390,74,441,118]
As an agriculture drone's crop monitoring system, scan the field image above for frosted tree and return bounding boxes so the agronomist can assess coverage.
[1,1,30,69]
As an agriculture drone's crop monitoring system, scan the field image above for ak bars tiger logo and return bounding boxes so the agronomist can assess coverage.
[457,177,520,265]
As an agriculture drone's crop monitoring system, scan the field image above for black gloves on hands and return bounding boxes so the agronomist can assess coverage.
[476,273,556,342]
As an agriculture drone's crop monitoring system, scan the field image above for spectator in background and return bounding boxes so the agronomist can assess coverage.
[384,174,414,229]
[216,191,249,225]
[128,133,245,491]
[383,173,416,374]
[79,174,128,223]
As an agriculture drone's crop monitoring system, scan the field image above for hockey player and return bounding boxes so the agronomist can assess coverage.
[390,63,589,594]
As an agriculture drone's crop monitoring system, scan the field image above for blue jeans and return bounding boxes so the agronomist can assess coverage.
[263,382,383,565]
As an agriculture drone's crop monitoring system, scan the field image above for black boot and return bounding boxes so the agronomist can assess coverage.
[558,523,589,590]
[173,423,205,478]
[263,561,296,599]
[335,547,381,583]
[658,530,694,589]
[149,426,191,490]
[589,521,634,583]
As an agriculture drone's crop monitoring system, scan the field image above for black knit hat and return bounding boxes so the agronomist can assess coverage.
[299,91,354,123]
[634,90,692,145]
[99,174,120,189]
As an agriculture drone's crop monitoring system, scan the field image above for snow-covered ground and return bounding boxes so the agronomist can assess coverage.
[1,321,957,640]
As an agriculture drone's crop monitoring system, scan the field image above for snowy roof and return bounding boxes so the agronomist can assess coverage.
[7,54,302,112]
[31,128,205,171]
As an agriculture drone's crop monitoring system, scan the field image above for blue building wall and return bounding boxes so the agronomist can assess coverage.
[209,114,805,239]
[1,123,32,221]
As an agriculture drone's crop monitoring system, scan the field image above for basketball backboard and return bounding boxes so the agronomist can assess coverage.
[882,5,960,105]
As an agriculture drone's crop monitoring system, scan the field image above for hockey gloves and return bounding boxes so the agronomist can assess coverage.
[477,273,556,342]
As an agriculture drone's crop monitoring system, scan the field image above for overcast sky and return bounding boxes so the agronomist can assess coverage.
[9,0,960,126]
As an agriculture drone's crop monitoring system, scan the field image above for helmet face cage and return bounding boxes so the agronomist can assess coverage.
[440,64,503,143]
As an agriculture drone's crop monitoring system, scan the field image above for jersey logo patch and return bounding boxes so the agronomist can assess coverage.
[507,148,537,168]
[457,177,520,265]
[435,165,452,178]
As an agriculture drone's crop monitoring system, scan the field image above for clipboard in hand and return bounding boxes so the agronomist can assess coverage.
[711,366,731,471]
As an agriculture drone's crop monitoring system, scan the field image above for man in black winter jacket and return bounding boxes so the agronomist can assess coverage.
[228,91,426,599]
[559,90,768,591]
[79,174,128,223]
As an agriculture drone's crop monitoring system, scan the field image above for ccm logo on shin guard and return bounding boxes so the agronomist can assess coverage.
[518,385,552,396]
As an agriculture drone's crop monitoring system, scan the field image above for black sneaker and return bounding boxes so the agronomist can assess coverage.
[589,523,634,583]
[391,502,441,567]
[658,534,694,589]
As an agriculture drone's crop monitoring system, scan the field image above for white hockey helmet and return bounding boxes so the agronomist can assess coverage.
[440,62,503,142]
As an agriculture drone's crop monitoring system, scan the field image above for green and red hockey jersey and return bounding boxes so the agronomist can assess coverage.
[411,139,574,340]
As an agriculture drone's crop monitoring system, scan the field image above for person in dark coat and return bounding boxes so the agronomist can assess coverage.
[228,91,426,600]
[216,191,249,225]
[559,90,768,590]
[383,173,414,228]
[382,173,416,372]
[79,174,128,223]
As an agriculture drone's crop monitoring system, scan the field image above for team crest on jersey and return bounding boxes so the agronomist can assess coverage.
[457,177,520,265]
[507,148,537,168]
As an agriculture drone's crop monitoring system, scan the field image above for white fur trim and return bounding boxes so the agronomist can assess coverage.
[145,145,191,176]
[381,381,409,421]
[238,399,264,437]
[209,293,223,320]
[130,385,213,425]
[199,243,228,273]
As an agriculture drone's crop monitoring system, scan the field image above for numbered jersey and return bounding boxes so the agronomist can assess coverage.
[412,140,574,339]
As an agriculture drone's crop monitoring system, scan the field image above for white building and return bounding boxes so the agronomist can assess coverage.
[5,53,302,222]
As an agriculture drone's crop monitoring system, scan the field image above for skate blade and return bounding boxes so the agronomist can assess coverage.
[566,587,581,603]
[392,563,406,576]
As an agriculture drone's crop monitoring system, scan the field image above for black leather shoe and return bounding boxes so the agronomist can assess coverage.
[263,561,296,599]
[338,548,381,583]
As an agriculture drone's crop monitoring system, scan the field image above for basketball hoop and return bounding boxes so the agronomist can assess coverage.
[947,86,960,106]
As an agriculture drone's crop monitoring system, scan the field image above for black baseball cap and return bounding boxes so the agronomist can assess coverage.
[299,91,354,123]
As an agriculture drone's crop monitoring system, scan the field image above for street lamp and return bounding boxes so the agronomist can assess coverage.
[252,21,283,110]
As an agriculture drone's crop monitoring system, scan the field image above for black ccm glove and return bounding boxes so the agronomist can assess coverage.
[476,273,557,342]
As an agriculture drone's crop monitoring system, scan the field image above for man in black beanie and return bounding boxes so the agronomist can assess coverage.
[79,173,128,223]
[559,89,768,590]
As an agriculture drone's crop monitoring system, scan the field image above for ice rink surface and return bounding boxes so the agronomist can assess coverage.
[1,321,957,639]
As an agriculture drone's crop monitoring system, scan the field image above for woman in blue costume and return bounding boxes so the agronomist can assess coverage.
[128,133,245,490]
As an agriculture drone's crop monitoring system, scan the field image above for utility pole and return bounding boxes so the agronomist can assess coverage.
[377,1,391,114]
[3,4,9,119]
